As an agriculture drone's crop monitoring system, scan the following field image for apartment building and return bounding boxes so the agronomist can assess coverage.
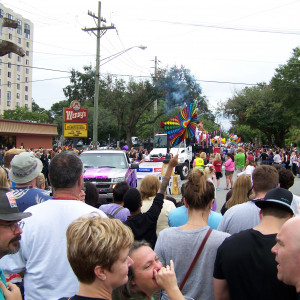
[0,3,33,115]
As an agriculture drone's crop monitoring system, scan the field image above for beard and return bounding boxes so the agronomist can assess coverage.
[0,235,21,256]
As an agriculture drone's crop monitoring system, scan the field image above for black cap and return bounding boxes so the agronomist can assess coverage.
[255,188,296,215]
[0,188,32,221]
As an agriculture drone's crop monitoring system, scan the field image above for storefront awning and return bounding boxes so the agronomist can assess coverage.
[0,120,58,136]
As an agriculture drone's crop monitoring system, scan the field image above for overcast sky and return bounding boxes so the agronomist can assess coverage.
[4,0,300,129]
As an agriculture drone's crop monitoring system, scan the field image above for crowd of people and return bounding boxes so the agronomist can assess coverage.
[0,144,299,300]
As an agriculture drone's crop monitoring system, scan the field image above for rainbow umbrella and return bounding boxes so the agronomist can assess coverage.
[161,102,197,147]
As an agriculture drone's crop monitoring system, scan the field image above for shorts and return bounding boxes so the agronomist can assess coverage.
[216,172,223,179]
[225,170,234,176]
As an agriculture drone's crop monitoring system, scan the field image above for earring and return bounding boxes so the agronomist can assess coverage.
[100,277,105,281]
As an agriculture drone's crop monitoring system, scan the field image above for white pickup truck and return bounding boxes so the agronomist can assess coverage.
[137,133,194,179]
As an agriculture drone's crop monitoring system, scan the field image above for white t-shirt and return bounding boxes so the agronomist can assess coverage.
[0,200,106,300]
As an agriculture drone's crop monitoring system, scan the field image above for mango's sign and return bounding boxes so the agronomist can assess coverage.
[64,100,88,123]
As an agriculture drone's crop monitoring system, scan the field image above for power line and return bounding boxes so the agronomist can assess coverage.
[2,62,70,73]
[0,76,70,87]
[143,19,300,36]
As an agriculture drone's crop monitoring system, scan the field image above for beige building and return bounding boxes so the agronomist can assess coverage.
[0,3,33,115]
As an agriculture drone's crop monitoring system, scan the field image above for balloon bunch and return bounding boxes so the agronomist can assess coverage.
[227,134,241,145]
[212,136,226,145]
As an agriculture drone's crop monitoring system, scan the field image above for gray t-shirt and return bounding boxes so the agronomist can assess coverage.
[217,201,260,235]
[154,226,230,300]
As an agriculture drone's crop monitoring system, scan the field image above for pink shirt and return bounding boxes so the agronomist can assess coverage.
[225,158,235,171]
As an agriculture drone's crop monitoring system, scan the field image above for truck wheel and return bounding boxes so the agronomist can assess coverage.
[179,162,189,180]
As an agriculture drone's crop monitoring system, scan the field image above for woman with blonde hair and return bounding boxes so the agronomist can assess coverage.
[200,151,208,166]
[224,174,253,213]
[237,157,256,178]
[139,175,176,235]
[0,167,10,187]
[59,216,134,300]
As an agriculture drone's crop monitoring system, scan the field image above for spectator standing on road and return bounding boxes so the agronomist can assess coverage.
[3,148,25,187]
[234,148,245,174]
[200,152,208,166]
[221,174,253,215]
[291,151,298,176]
[58,216,134,300]
[260,148,269,165]
[124,156,178,248]
[84,182,99,208]
[35,173,47,191]
[0,167,10,188]
[214,188,297,300]
[272,216,300,297]
[218,165,279,235]
[40,149,50,187]
[213,153,223,191]
[155,168,230,300]
[113,241,185,300]
[0,151,107,300]
[273,151,282,165]
[237,156,256,179]
[224,153,235,190]
[139,175,176,235]
[268,149,274,165]
[193,153,205,170]
[8,152,52,212]
[99,181,131,222]
[0,187,32,300]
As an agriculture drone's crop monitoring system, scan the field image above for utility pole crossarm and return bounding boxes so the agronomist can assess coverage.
[82,26,115,32]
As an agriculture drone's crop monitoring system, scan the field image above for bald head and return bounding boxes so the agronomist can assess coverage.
[272,216,300,291]
[280,217,300,248]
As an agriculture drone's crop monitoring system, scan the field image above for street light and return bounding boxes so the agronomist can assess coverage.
[100,45,147,67]
[93,45,147,149]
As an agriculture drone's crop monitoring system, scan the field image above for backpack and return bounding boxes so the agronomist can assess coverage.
[106,206,124,219]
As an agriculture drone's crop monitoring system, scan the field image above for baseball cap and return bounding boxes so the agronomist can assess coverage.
[0,188,31,221]
[9,152,42,184]
[255,188,297,215]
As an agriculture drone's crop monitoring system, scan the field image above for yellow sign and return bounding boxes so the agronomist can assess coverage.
[64,123,87,137]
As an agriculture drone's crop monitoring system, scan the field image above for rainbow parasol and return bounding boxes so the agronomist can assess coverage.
[161,102,197,147]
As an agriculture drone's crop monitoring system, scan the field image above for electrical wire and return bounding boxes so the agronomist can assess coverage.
[141,19,300,35]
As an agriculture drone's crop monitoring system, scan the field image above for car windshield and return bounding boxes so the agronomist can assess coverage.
[153,135,168,148]
[80,153,127,169]
[153,135,184,148]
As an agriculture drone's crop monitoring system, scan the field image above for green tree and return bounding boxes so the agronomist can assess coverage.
[105,78,164,147]
[63,66,97,106]
[48,100,70,136]
[229,124,267,145]
[224,83,291,147]
[271,47,300,124]
[3,105,50,123]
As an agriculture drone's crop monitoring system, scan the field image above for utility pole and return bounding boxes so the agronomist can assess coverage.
[153,56,158,136]
[82,1,115,149]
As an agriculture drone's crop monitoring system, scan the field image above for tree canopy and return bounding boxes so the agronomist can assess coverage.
[271,47,300,124]
[224,83,291,147]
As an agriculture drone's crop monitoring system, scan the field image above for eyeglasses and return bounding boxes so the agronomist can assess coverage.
[0,221,24,233]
